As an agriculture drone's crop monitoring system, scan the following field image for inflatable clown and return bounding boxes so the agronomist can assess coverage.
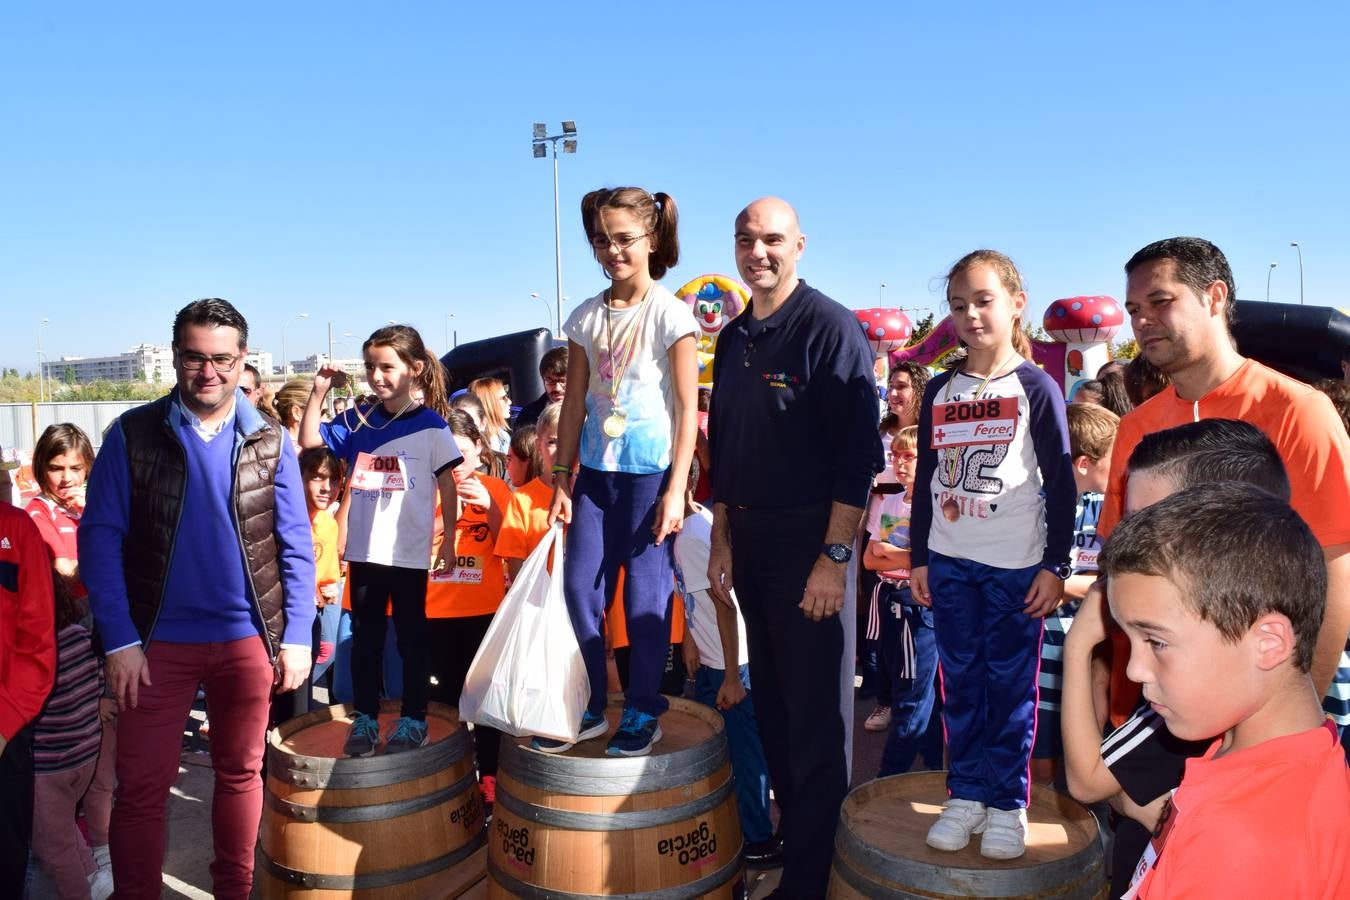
[676,274,750,385]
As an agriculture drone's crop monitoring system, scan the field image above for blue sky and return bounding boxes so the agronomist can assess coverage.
[2,2,1346,372]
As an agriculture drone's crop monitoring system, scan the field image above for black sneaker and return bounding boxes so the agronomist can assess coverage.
[384,716,429,754]
[531,710,608,753]
[343,713,381,758]
[744,834,784,868]
[605,707,662,757]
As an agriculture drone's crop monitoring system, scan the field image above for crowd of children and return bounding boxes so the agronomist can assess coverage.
[5,223,1350,900]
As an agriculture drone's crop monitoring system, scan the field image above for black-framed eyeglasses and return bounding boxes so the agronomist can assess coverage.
[589,232,649,252]
[179,351,241,373]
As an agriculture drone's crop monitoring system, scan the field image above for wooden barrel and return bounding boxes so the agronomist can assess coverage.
[258,701,487,898]
[487,696,745,898]
[828,772,1107,899]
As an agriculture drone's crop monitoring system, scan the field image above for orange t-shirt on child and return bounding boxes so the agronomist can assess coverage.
[311,509,340,595]
[1126,719,1350,898]
[425,474,512,619]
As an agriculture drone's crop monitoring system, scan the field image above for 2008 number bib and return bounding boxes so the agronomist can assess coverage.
[930,398,1019,449]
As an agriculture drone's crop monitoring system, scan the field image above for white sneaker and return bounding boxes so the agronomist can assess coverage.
[88,867,115,900]
[91,843,111,870]
[980,807,1028,860]
[863,705,892,732]
[926,798,987,851]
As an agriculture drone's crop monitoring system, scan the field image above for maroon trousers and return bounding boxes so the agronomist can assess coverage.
[109,638,273,900]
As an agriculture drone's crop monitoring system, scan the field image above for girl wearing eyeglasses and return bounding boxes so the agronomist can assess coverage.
[537,186,698,758]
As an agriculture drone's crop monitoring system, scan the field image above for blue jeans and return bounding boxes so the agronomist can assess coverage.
[311,595,342,684]
[563,466,674,718]
[331,608,404,705]
[877,585,943,777]
[928,552,1043,811]
[692,665,774,844]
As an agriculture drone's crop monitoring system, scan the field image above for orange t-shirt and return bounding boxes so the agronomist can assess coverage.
[607,568,684,650]
[1128,719,1350,899]
[425,474,512,619]
[311,509,340,592]
[1099,360,1350,725]
[494,477,554,563]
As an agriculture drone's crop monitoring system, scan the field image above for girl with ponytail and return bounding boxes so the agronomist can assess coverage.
[538,186,699,757]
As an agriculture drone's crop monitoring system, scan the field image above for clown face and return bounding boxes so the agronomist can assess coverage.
[695,291,730,337]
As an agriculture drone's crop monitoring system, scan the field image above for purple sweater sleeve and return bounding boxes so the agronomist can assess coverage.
[270,440,318,646]
[908,374,948,569]
[1019,367,1077,568]
[77,421,142,652]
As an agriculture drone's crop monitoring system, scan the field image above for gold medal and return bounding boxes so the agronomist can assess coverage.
[942,498,961,522]
[603,411,627,438]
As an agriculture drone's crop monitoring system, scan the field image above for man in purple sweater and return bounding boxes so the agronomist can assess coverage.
[80,298,316,900]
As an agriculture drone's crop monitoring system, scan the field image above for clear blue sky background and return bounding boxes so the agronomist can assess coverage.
[3,2,1346,372]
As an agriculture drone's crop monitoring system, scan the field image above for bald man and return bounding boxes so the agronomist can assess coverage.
[707,198,883,897]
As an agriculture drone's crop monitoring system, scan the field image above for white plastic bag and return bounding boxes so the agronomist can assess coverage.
[459,523,588,742]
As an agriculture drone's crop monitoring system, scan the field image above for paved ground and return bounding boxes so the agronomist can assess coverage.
[29,684,890,898]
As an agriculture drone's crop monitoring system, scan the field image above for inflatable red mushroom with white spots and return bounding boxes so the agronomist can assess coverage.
[855,307,914,356]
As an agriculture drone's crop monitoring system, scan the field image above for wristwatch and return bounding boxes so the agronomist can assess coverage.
[822,543,853,564]
[1043,562,1072,580]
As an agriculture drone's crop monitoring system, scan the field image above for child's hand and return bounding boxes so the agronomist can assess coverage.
[1066,578,1110,651]
[312,365,348,396]
[910,566,931,607]
[717,673,747,710]
[458,476,490,512]
[652,490,684,545]
[547,478,573,526]
[319,583,340,604]
[1023,570,1064,617]
[98,697,119,723]
[681,640,700,677]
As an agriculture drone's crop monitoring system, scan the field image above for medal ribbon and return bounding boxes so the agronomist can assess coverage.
[603,284,655,407]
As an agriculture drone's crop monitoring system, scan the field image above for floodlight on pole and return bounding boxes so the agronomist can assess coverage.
[530,292,554,334]
[532,120,578,338]
[1290,242,1304,305]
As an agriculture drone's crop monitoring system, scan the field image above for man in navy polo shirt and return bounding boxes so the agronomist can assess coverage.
[708,197,883,898]
[81,298,316,899]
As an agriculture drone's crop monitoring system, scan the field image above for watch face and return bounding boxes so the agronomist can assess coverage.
[825,544,850,563]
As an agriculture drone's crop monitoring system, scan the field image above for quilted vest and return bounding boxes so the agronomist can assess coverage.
[118,394,287,655]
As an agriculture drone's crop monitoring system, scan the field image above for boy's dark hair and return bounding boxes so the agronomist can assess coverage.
[539,346,568,379]
[1100,482,1324,672]
[32,423,94,500]
[244,362,262,382]
[1313,379,1350,436]
[173,298,249,349]
[1097,370,1133,418]
[1124,237,1236,329]
[1124,353,1170,406]
[1065,402,1119,461]
[1074,379,1105,405]
[298,446,344,483]
[1127,419,1290,501]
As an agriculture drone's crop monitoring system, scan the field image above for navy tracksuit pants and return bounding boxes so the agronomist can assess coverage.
[563,466,674,719]
[928,551,1043,811]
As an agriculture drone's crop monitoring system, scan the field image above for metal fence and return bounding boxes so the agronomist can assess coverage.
[0,401,142,454]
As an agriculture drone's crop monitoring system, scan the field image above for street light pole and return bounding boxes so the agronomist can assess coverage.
[533,122,577,339]
[879,283,886,305]
[282,312,309,377]
[529,292,554,335]
[37,318,49,402]
[1290,242,1304,305]
[1266,263,1277,301]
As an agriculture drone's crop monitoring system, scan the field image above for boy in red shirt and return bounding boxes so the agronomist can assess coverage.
[1099,482,1349,898]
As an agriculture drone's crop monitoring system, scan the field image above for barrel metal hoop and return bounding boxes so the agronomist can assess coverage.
[260,829,485,890]
[268,726,472,789]
[488,848,743,900]
[494,774,734,832]
[835,821,1105,898]
[265,769,478,823]
[501,737,727,797]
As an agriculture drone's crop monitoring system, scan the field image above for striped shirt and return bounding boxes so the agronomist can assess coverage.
[33,623,103,773]
[1038,491,1103,714]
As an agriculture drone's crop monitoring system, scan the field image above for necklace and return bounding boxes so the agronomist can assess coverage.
[601,284,653,438]
[351,395,419,433]
[939,349,1019,522]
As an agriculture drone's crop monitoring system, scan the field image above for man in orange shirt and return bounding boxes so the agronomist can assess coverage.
[1100,237,1350,729]
[1100,483,1349,899]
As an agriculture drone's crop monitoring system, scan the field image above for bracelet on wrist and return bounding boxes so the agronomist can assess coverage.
[551,464,572,475]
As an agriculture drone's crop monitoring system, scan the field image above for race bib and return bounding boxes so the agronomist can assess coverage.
[350,452,407,492]
[931,398,1019,449]
[431,555,483,584]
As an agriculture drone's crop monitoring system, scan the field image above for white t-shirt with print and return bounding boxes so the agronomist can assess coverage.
[563,284,698,475]
[674,505,750,671]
